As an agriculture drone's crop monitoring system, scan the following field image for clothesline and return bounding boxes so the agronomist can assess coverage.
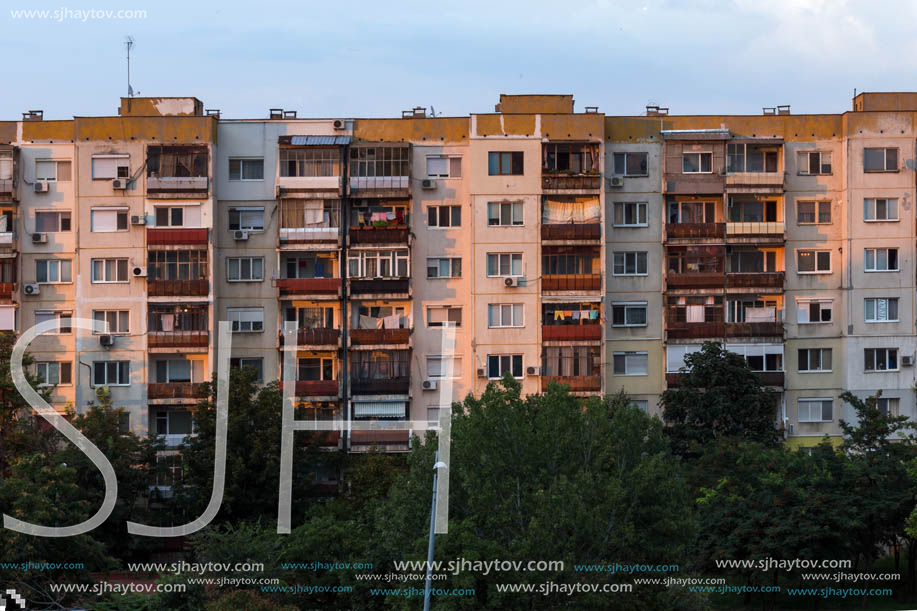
[552,309,600,321]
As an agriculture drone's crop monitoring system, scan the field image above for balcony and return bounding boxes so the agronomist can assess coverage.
[349,226,409,245]
[0,282,14,300]
[351,377,410,395]
[541,174,602,192]
[148,382,204,400]
[666,223,725,240]
[666,273,724,289]
[725,172,784,192]
[542,274,601,292]
[349,278,409,296]
[666,322,725,339]
[146,176,209,198]
[350,328,412,346]
[541,223,601,241]
[349,176,409,197]
[541,375,602,392]
[292,380,340,397]
[0,231,15,252]
[148,331,209,349]
[726,222,785,241]
[276,278,341,296]
[279,328,341,347]
[148,279,209,297]
[349,429,411,450]
[147,228,209,245]
[725,322,784,338]
[725,272,784,290]
[0,179,13,201]
[542,325,602,341]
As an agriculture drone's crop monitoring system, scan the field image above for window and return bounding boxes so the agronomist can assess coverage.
[154,359,196,383]
[877,397,900,417]
[347,250,410,278]
[543,143,599,173]
[797,201,831,224]
[488,152,524,175]
[543,345,601,377]
[487,354,523,379]
[865,298,898,322]
[35,159,71,182]
[613,351,649,376]
[668,200,716,224]
[613,202,648,227]
[91,155,130,179]
[612,302,648,327]
[486,253,523,277]
[230,357,264,383]
[35,259,71,283]
[426,156,462,178]
[726,143,778,173]
[682,152,712,173]
[865,348,898,371]
[488,304,523,328]
[427,205,461,228]
[666,345,703,372]
[727,248,778,273]
[146,146,208,178]
[155,410,193,436]
[350,146,410,178]
[35,310,71,334]
[227,257,264,282]
[228,158,264,181]
[797,250,831,273]
[798,399,833,422]
[631,400,649,413]
[426,355,463,378]
[227,307,264,333]
[280,148,340,177]
[36,362,71,386]
[613,252,648,276]
[864,198,898,221]
[298,357,335,381]
[280,199,339,230]
[427,258,462,278]
[612,152,648,176]
[864,147,898,172]
[285,305,334,330]
[798,348,832,372]
[729,344,784,372]
[285,253,336,279]
[91,258,128,283]
[487,201,524,226]
[148,250,207,281]
[92,310,129,334]
[91,208,128,232]
[92,361,130,386]
[727,198,777,223]
[427,306,462,328]
[155,206,185,227]
[543,253,595,276]
[667,247,723,275]
[865,248,898,272]
[35,211,71,232]
[228,207,265,232]
[797,151,832,175]
[797,300,832,324]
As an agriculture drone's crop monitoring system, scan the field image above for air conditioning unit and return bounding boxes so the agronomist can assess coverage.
[504,276,520,288]
[903,355,914,367]
[526,366,540,376]
[132,266,147,277]
[333,119,346,130]
[130,214,146,226]
[99,334,114,348]
[421,178,436,189]
[22,283,40,296]
[608,176,624,188]
[234,230,249,241]
[422,379,438,391]
[112,178,127,190]
[31,233,47,244]
[477,368,486,378]
[33,181,49,193]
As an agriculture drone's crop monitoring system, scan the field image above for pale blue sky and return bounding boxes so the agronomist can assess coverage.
[2,0,916,120]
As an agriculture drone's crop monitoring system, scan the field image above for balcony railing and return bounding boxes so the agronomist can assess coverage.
[276,278,341,295]
[147,176,209,193]
[542,274,601,291]
[350,278,410,295]
[725,272,784,289]
[351,377,410,395]
[351,328,412,345]
[147,228,209,245]
[279,328,341,347]
[725,172,784,188]
[0,282,13,299]
[148,382,204,400]
[541,375,602,392]
[148,279,209,297]
[725,322,784,338]
[541,223,601,240]
[666,273,724,289]
[541,174,602,190]
[666,223,725,239]
[542,325,602,341]
[349,226,409,245]
[349,176,409,191]
[349,429,410,447]
[292,380,340,396]
[148,331,209,349]
[0,179,12,196]
[666,322,725,339]
[726,222,785,237]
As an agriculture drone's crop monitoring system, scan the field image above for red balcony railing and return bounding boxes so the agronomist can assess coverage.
[148,382,204,400]
[351,328,412,345]
[542,274,601,291]
[666,223,725,239]
[147,228,209,245]
[541,223,601,240]
[725,272,784,289]
[542,325,602,341]
[666,273,724,289]
[349,226,409,244]
[279,328,340,346]
[666,322,726,339]
[350,278,410,295]
[148,331,209,348]
[541,375,602,392]
[541,174,602,190]
[0,282,14,298]
[725,322,784,338]
[148,279,209,297]
[276,278,341,295]
[291,380,339,396]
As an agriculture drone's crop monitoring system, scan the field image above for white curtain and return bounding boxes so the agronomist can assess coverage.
[542,200,601,224]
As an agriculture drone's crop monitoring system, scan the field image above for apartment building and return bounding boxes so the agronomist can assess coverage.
[1,91,916,451]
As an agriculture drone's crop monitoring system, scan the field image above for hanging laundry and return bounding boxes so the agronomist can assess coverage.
[383,314,401,329]
[572,311,581,320]
[396,210,405,224]
[386,211,396,221]
[359,315,377,330]
[589,310,599,320]
[554,310,564,321]
[161,314,175,332]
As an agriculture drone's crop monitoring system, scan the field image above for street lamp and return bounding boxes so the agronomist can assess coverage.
[423,455,448,611]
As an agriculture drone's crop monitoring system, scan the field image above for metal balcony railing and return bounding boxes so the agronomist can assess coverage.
[542,274,601,291]
[148,279,209,297]
[276,278,341,294]
[349,226,410,244]
[541,174,602,190]
[666,223,725,239]
[541,223,601,240]
[147,228,209,245]
[148,331,209,348]
[349,278,410,295]
[278,328,341,347]
[350,328,412,345]
[542,325,602,341]
[148,382,204,399]
[541,375,602,392]
[725,272,784,289]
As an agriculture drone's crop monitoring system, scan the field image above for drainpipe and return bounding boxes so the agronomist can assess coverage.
[340,140,350,451]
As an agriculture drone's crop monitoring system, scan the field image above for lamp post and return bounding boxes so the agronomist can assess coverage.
[423,454,448,611]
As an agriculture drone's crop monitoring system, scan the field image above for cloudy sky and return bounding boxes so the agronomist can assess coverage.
[1,0,914,120]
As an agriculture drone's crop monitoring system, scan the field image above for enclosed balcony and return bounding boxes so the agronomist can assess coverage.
[725,141,784,193]
[541,142,601,193]
[350,351,410,395]
[665,246,725,289]
[297,403,343,449]
[726,197,784,243]
[348,249,410,297]
[277,252,341,298]
[276,140,345,196]
[726,248,784,290]
[349,202,411,245]
[542,303,602,342]
[0,147,18,202]
[152,408,194,448]
[725,299,783,338]
[541,345,602,393]
[148,382,205,400]
[279,304,339,348]
[662,132,729,194]
[542,246,601,293]
[147,228,208,245]
[0,258,15,303]
[149,358,206,404]
[348,145,411,197]
[541,196,601,242]
[665,299,725,339]
[279,199,341,245]
[148,305,208,350]
[146,145,209,198]
[285,355,340,398]
[665,199,724,242]
[147,250,209,297]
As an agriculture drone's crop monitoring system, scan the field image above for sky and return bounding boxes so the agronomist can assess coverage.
[1,0,917,120]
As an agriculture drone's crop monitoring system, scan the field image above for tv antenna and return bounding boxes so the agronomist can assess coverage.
[125,36,135,97]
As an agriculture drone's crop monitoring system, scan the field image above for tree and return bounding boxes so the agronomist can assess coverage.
[661,341,780,456]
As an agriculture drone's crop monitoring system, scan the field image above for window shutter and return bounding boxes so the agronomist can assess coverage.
[93,157,118,179]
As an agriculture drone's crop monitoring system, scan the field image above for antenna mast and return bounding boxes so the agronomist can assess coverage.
[125,36,135,97]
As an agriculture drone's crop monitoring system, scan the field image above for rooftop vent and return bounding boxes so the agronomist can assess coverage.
[646,105,669,117]
[402,107,427,118]
[584,106,599,114]
[205,108,221,118]
[269,108,284,120]
[777,105,791,115]
[22,110,43,121]
[763,107,776,115]
[283,110,297,119]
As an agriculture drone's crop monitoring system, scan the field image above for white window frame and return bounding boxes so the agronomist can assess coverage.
[227,307,264,333]
[877,397,900,417]
[865,348,899,372]
[864,248,899,272]
[426,355,463,378]
[35,159,71,182]
[90,207,129,232]
[36,361,71,386]
[682,152,712,174]
[863,147,898,172]
[35,259,72,284]
[796,250,831,274]
[612,251,648,276]
[92,310,130,335]
[796,200,831,225]
[864,198,899,222]
[611,301,648,327]
[155,206,186,228]
[488,304,524,328]
[797,151,832,176]
[228,157,265,182]
[613,202,648,227]
[798,398,833,422]
[865,297,899,323]
[613,351,649,376]
[485,253,523,278]
[798,348,832,373]
[487,201,524,227]
[425,155,462,178]
[228,207,265,232]
[34,210,71,233]
[92,361,130,387]
[612,152,649,177]
[347,249,410,279]
[226,257,265,282]
[426,306,462,328]
[91,154,130,180]
[796,299,833,324]
[426,257,462,279]
[34,310,72,335]
[91,258,129,283]
[486,354,523,379]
